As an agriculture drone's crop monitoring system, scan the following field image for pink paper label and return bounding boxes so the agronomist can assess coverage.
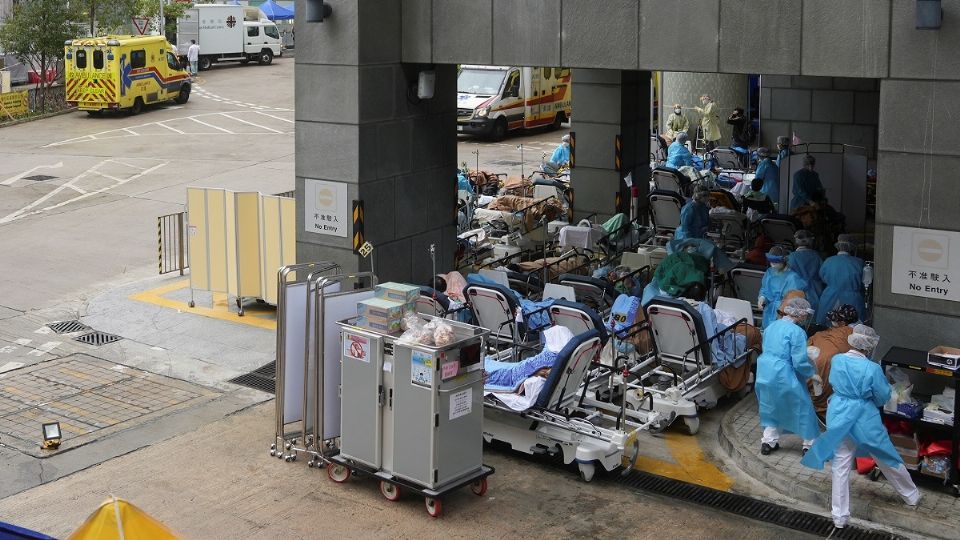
[441,360,459,380]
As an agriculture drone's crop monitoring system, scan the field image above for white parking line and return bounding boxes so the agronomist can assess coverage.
[1,162,64,186]
[188,116,234,134]
[156,122,185,134]
[220,113,284,133]
[253,110,294,123]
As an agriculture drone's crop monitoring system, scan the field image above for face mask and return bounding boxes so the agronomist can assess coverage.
[562,142,569,148]
[770,263,785,271]
[675,109,681,114]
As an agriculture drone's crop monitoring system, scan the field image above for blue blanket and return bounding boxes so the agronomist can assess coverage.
[484,349,560,392]
[466,273,554,330]
[695,303,748,368]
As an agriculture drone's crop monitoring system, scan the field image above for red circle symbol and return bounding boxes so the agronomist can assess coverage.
[350,341,364,359]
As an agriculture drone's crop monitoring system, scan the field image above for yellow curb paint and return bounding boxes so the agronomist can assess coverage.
[129,279,276,331]
[629,432,734,492]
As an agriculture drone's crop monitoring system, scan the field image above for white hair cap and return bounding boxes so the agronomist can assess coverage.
[848,324,880,351]
[783,297,814,318]
[561,134,570,143]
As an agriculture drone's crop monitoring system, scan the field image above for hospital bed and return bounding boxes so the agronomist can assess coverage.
[416,287,472,321]
[760,215,799,248]
[652,167,691,196]
[618,297,757,434]
[728,264,766,316]
[464,282,548,356]
[648,190,684,243]
[483,329,666,482]
[710,148,743,171]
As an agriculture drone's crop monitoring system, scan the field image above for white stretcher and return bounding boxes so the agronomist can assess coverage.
[615,297,757,435]
[482,329,665,482]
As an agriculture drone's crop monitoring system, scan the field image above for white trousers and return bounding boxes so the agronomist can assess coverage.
[831,438,920,527]
[762,426,813,449]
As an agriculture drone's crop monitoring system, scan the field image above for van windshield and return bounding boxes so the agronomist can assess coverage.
[457,69,506,96]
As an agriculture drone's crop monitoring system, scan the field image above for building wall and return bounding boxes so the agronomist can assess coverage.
[760,75,880,158]
[0,0,13,23]
[660,72,749,146]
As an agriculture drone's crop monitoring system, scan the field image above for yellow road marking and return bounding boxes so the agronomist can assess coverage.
[630,432,734,492]
[129,279,276,331]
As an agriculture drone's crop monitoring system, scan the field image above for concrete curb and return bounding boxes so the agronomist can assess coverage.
[0,107,76,128]
[718,396,954,539]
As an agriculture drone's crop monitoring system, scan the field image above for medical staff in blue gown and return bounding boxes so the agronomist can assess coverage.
[787,230,823,310]
[754,147,780,207]
[666,132,694,169]
[755,297,822,456]
[776,136,791,167]
[549,134,571,167]
[758,246,808,329]
[801,326,920,529]
[790,154,826,211]
[815,235,865,327]
[674,185,710,241]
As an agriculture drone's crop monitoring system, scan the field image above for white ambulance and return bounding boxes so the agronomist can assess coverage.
[457,65,572,140]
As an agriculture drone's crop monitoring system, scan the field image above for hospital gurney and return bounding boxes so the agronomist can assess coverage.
[483,329,666,482]
[618,297,757,434]
[463,282,549,356]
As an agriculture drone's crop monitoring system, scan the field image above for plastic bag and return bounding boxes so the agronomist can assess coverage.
[433,320,455,347]
[398,313,428,344]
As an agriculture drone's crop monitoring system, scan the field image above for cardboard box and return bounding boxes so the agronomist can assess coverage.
[928,345,960,371]
[355,316,402,334]
[358,297,411,321]
[375,282,421,305]
[890,433,919,454]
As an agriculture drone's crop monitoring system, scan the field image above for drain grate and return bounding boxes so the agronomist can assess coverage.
[252,361,276,379]
[229,362,276,394]
[74,331,122,346]
[47,320,90,334]
[24,175,57,181]
[614,469,903,540]
[488,160,523,166]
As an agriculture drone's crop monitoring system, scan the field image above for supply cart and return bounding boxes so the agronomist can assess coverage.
[329,314,494,517]
[881,347,960,496]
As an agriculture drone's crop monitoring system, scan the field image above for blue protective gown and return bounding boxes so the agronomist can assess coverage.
[801,352,902,469]
[754,158,780,205]
[815,254,865,327]
[674,200,710,240]
[788,248,824,309]
[550,143,570,167]
[776,148,790,168]
[758,268,808,329]
[755,318,821,440]
[484,349,559,391]
[666,141,694,169]
[790,169,825,211]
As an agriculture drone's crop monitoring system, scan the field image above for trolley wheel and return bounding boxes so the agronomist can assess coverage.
[470,477,488,496]
[952,485,960,497]
[578,462,596,483]
[188,301,195,308]
[379,481,401,502]
[238,308,245,317]
[327,463,351,483]
[868,467,882,482]
[424,497,443,518]
[683,416,700,435]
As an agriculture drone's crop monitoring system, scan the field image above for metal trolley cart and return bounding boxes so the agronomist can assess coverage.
[328,315,495,517]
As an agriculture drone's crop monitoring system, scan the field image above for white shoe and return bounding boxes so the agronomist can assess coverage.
[906,494,921,508]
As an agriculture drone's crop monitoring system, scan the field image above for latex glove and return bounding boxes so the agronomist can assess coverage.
[810,374,824,397]
[807,346,821,362]
[757,296,766,310]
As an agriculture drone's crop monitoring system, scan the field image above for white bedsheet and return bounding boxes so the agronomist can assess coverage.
[485,376,547,411]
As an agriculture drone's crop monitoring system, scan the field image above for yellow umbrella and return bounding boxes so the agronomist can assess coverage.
[69,497,179,540]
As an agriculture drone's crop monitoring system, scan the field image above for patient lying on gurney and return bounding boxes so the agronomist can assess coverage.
[484,326,574,411]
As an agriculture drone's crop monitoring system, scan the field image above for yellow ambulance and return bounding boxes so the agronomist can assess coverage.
[65,35,191,116]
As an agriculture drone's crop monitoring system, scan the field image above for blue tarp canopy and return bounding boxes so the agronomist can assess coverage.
[0,521,56,540]
[259,0,294,20]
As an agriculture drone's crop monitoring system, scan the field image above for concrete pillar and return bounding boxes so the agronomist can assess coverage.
[570,69,650,222]
[872,78,960,356]
[661,72,748,146]
[294,0,457,283]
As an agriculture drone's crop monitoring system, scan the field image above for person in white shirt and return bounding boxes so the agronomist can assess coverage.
[187,40,200,76]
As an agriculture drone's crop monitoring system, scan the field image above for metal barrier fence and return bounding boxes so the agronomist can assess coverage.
[28,84,69,113]
[273,190,295,198]
[158,212,188,275]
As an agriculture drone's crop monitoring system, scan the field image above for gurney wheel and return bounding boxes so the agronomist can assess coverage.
[578,462,596,483]
[683,416,700,435]
[424,497,443,518]
[327,463,351,483]
[470,478,488,496]
[379,481,401,502]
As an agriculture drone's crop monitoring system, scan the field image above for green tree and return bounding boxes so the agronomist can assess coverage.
[0,0,78,112]
[134,0,193,40]
[80,0,139,36]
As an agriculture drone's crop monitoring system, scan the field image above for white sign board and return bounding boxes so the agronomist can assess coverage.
[304,179,348,237]
[891,226,960,302]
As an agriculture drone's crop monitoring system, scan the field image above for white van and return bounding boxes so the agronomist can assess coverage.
[177,4,282,70]
[457,65,572,140]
